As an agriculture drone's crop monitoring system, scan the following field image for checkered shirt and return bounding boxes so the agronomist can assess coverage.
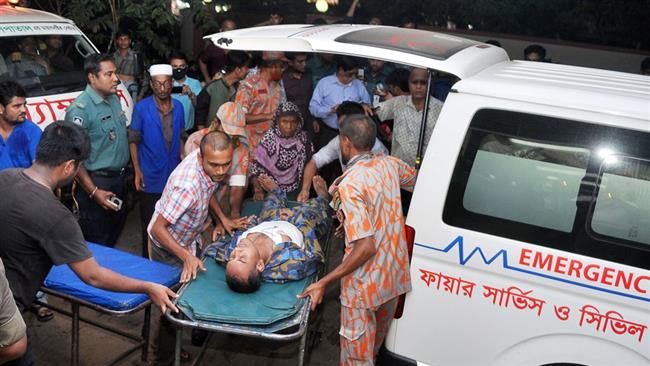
[148,150,219,255]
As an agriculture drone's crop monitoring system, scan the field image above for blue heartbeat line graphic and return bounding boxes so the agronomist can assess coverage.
[415,236,650,303]
[417,235,509,266]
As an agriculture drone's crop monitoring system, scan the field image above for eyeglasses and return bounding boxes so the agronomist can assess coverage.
[151,80,172,88]
[409,79,428,85]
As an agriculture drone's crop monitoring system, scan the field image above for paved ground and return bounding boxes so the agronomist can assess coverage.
[28,204,344,365]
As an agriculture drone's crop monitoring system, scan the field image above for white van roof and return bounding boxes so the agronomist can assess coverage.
[455,60,650,122]
[207,24,649,123]
[0,5,72,23]
[206,24,509,79]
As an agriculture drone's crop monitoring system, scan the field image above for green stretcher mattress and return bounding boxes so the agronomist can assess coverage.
[177,259,312,325]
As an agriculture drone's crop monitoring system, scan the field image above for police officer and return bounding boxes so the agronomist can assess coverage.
[65,53,130,247]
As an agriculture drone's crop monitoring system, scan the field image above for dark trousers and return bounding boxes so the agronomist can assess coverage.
[150,244,180,366]
[75,172,128,247]
[401,189,413,217]
[139,192,161,258]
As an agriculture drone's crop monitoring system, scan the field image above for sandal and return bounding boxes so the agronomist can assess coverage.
[33,305,54,322]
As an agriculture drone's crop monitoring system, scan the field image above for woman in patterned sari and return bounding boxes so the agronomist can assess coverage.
[250,101,314,200]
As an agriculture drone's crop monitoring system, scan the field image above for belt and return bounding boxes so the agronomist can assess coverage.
[89,168,125,177]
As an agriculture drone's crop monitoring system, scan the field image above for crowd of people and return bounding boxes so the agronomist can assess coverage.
[0,31,432,361]
[5,10,647,366]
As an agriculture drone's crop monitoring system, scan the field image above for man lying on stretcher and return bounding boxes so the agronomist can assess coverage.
[205,175,332,292]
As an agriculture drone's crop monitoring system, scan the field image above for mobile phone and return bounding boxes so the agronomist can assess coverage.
[107,195,123,210]
[171,86,183,94]
[357,68,365,81]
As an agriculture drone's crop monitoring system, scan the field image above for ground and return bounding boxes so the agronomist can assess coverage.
[28,204,344,365]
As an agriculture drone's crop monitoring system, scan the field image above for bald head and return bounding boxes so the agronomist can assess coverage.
[200,130,233,155]
[409,67,429,100]
[339,114,376,151]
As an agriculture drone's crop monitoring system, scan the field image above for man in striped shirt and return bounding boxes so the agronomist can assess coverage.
[147,131,247,282]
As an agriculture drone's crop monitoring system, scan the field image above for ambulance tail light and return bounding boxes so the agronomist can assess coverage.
[394,224,415,319]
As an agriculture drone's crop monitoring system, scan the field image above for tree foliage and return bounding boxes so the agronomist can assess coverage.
[30,0,650,51]
[31,0,178,60]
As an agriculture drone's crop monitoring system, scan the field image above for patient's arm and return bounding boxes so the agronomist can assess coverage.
[264,240,321,282]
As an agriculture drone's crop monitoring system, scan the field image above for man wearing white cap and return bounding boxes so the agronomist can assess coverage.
[129,64,185,257]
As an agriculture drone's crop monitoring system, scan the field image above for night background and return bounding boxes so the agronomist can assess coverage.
[24,0,650,63]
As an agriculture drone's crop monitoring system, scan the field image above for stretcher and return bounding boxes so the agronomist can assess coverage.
[165,199,333,366]
[37,243,181,366]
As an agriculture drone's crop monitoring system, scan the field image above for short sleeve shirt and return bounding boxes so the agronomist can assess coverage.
[195,77,237,128]
[235,74,284,153]
[0,169,92,311]
[113,49,140,77]
[0,119,42,170]
[376,95,443,168]
[312,136,389,171]
[64,85,130,171]
[206,78,237,126]
[337,153,416,308]
[130,97,184,193]
[148,150,220,255]
[0,258,25,348]
[172,77,203,131]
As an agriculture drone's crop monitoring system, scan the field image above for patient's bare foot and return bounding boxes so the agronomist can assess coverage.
[313,176,329,199]
[258,175,278,192]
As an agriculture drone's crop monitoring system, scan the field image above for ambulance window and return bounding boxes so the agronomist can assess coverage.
[0,34,96,97]
[464,135,588,232]
[443,109,650,269]
[590,157,650,246]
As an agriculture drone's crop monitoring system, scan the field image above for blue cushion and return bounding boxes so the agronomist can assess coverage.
[44,243,181,311]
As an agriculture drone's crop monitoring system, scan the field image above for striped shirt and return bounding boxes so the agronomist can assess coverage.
[148,150,220,255]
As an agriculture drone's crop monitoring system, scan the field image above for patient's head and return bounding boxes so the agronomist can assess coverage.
[226,238,263,293]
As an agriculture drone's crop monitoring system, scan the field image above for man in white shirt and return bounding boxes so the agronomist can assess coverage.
[297,101,387,202]
[375,68,443,168]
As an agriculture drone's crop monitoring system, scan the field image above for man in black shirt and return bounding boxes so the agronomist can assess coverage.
[0,121,178,366]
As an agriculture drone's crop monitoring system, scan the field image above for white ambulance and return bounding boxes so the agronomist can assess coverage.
[209,24,650,366]
[0,4,133,129]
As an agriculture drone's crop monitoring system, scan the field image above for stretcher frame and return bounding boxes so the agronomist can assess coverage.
[165,216,333,366]
[36,287,153,366]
